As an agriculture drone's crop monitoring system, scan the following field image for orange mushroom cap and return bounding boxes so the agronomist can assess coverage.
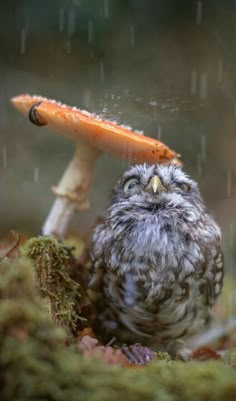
[11,94,180,164]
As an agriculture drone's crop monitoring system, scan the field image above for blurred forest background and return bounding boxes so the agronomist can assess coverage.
[0,0,236,276]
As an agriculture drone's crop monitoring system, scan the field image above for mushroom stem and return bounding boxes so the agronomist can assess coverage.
[42,142,101,240]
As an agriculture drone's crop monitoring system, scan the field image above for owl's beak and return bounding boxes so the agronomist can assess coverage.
[147,175,165,194]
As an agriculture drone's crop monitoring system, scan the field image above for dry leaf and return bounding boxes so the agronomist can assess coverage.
[192,346,221,361]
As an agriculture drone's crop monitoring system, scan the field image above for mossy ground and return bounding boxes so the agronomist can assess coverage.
[0,237,236,401]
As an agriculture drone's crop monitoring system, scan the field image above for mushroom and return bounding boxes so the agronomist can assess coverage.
[11,94,180,240]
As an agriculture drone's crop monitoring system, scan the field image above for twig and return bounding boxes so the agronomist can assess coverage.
[0,231,21,263]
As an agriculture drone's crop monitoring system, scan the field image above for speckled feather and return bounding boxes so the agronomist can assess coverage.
[90,164,223,349]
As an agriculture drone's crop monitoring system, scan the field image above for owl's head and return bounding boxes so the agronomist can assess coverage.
[110,164,206,221]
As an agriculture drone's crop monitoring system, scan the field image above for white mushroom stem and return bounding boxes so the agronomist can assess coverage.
[42,142,101,240]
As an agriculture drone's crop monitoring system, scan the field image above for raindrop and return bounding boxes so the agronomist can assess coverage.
[130,24,135,48]
[64,39,72,54]
[196,0,202,25]
[229,223,235,249]
[20,28,26,54]
[83,88,92,109]
[59,7,65,32]
[34,167,39,183]
[25,16,30,35]
[125,144,132,168]
[158,126,162,140]
[200,135,206,161]
[190,69,197,96]
[68,8,76,36]
[196,154,202,176]
[2,146,7,168]
[100,61,105,81]
[227,292,236,319]
[218,59,223,84]
[199,72,208,99]
[88,20,93,45]
[104,0,109,18]
[149,101,157,107]
[227,169,232,197]
[234,101,236,117]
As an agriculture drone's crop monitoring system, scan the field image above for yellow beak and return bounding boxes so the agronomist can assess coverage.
[147,175,165,194]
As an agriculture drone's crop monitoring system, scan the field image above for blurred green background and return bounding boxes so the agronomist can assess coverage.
[0,0,236,274]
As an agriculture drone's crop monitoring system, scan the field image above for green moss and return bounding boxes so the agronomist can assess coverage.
[156,351,172,362]
[225,348,236,369]
[21,236,84,333]
[0,257,236,401]
[64,236,86,260]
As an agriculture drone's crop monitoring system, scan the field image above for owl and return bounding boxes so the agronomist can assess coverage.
[90,164,223,354]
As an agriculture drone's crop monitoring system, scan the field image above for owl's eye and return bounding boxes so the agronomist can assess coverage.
[123,177,140,193]
[176,182,191,192]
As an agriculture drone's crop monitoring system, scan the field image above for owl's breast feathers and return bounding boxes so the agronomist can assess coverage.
[90,213,223,346]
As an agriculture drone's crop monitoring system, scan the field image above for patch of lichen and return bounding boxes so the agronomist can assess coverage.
[21,236,84,333]
[1,257,236,401]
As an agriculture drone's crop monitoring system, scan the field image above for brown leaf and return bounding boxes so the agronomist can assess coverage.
[192,346,221,361]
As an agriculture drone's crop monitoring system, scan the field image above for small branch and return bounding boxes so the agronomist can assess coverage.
[0,232,21,263]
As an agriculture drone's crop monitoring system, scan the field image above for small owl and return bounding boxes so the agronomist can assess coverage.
[90,164,223,353]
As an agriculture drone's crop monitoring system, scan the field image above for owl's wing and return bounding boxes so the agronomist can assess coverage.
[200,248,224,307]
[89,223,107,291]
[89,263,104,291]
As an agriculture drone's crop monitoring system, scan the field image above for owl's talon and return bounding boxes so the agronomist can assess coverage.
[121,344,157,365]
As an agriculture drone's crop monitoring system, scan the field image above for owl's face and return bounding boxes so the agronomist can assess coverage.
[110,164,205,223]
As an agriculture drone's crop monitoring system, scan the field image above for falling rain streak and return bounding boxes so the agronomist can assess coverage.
[65,39,72,54]
[200,135,206,162]
[104,0,109,19]
[158,126,162,140]
[20,28,26,54]
[83,88,92,110]
[199,72,208,99]
[2,147,7,168]
[130,25,135,48]
[190,69,197,96]
[229,223,235,250]
[100,61,105,81]
[227,170,232,197]
[59,7,65,32]
[68,8,76,37]
[218,59,223,84]
[196,0,203,25]
[34,167,39,183]
[196,153,202,176]
[88,20,93,45]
